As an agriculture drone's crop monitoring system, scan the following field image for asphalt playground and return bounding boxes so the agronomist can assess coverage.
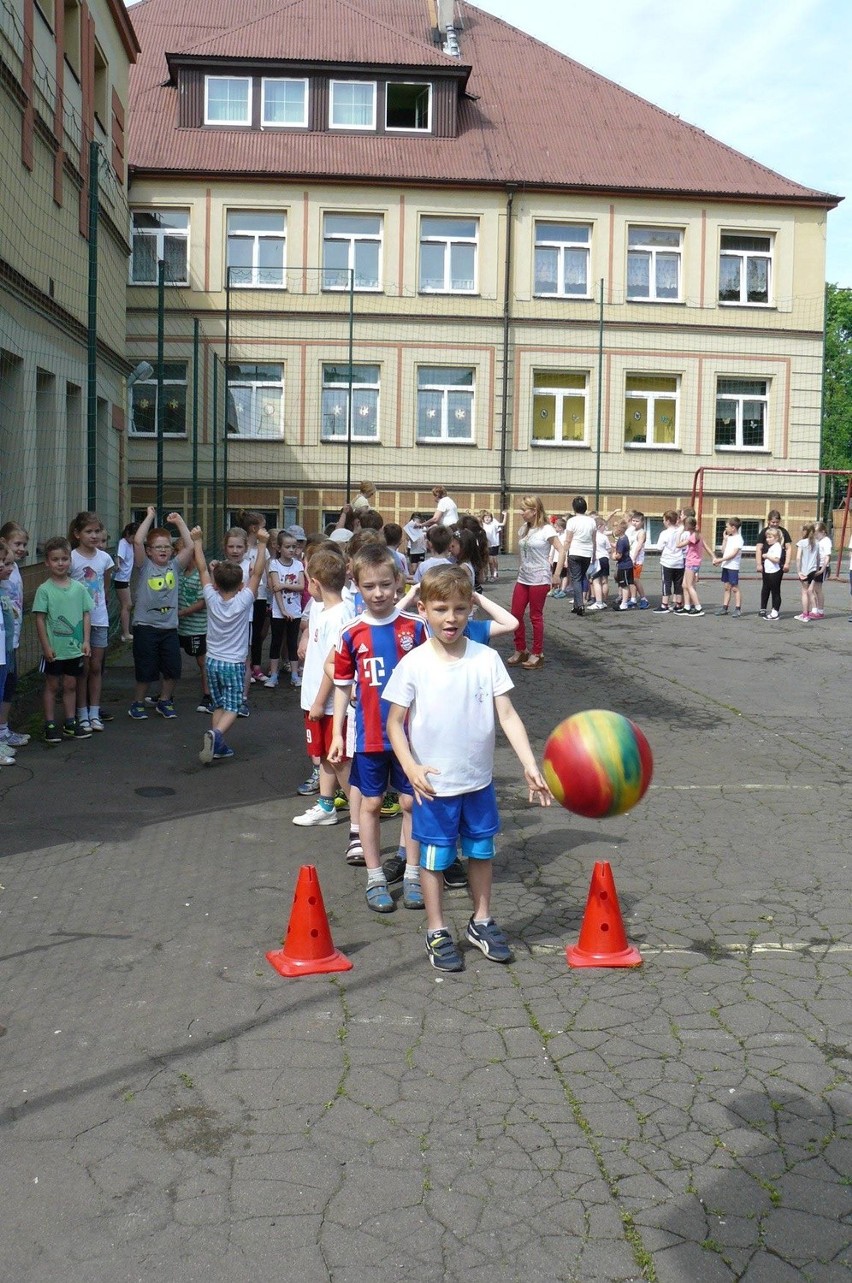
[1,568,850,1283]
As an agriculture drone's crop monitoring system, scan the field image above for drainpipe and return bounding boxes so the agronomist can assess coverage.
[499,185,517,513]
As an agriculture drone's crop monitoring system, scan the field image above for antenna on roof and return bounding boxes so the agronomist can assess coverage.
[437,0,461,57]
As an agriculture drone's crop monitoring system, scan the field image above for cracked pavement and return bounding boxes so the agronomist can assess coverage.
[0,572,849,1282]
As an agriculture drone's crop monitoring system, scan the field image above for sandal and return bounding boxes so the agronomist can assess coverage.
[521,653,544,669]
[506,651,529,667]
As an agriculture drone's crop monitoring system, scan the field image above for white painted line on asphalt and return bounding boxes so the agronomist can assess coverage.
[649,784,814,791]
[530,940,852,956]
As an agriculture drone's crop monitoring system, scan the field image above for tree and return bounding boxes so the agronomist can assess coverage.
[822,286,852,496]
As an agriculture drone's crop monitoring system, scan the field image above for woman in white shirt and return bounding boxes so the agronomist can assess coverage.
[424,485,459,530]
[508,496,561,670]
[553,496,598,616]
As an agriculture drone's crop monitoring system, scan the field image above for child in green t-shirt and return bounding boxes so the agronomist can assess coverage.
[32,537,92,743]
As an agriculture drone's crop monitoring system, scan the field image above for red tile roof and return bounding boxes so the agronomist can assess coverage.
[128,0,838,206]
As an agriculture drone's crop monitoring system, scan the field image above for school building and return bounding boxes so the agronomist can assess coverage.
[124,0,841,549]
[0,0,139,551]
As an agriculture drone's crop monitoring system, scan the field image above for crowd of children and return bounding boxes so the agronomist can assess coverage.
[542,504,848,623]
[2,495,851,967]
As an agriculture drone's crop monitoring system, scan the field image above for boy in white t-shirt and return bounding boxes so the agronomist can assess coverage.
[191,525,268,763]
[293,546,354,827]
[712,518,744,617]
[385,565,551,973]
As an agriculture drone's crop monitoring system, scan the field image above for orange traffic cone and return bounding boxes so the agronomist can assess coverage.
[266,865,353,977]
[566,861,642,968]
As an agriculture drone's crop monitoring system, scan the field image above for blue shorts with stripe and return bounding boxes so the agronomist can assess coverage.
[205,658,246,714]
[413,782,500,870]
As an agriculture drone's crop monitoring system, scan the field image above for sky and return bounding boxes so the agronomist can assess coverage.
[125,0,850,285]
[474,0,850,285]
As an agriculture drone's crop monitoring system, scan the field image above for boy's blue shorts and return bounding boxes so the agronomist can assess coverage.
[721,568,740,586]
[350,750,413,799]
[412,782,500,869]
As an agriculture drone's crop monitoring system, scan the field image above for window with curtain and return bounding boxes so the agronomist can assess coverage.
[627,227,682,301]
[205,77,251,125]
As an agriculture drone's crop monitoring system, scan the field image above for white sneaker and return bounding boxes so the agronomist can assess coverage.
[264,674,279,688]
[0,744,17,761]
[293,803,338,827]
[769,610,779,620]
[290,673,302,688]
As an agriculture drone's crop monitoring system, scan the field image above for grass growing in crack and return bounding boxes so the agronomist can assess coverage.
[519,989,657,1283]
[755,1176,781,1207]
[179,1073,194,1090]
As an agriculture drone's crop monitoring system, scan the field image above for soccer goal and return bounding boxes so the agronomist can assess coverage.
[691,466,852,577]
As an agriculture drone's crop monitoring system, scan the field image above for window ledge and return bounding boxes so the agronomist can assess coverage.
[130,433,188,440]
[718,302,776,310]
[715,446,770,454]
[626,297,684,305]
[321,437,380,445]
[226,437,285,443]
[533,294,594,303]
[530,441,589,449]
[419,289,479,297]
[415,438,477,446]
[625,443,680,451]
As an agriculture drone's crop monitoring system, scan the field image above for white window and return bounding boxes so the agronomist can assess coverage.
[624,375,678,447]
[719,234,772,305]
[322,214,382,291]
[205,76,252,126]
[627,226,682,301]
[417,367,474,442]
[130,210,189,285]
[226,364,284,439]
[715,378,768,449]
[534,223,591,298]
[532,372,587,445]
[329,80,376,129]
[419,217,478,293]
[130,363,187,436]
[321,365,380,441]
[261,78,308,127]
[226,211,286,288]
[385,82,431,131]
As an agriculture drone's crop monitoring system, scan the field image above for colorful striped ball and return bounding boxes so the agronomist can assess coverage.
[543,710,653,818]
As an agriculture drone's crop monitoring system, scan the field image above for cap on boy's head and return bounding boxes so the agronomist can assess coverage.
[329,528,352,546]
[287,524,307,541]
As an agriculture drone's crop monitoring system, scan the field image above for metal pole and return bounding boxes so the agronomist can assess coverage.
[346,268,354,503]
[594,277,604,510]
[212,353,219,538]
[155,258,165,518]
[86,139,100,510]
[191,317,199,523]
[499,185,516,514]
[223,270,230,536]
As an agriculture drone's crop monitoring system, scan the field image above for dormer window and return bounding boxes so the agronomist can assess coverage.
[329,80,376,130]
[262,78,308,128]
[205,76,251,125]
[385,82,431,131]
